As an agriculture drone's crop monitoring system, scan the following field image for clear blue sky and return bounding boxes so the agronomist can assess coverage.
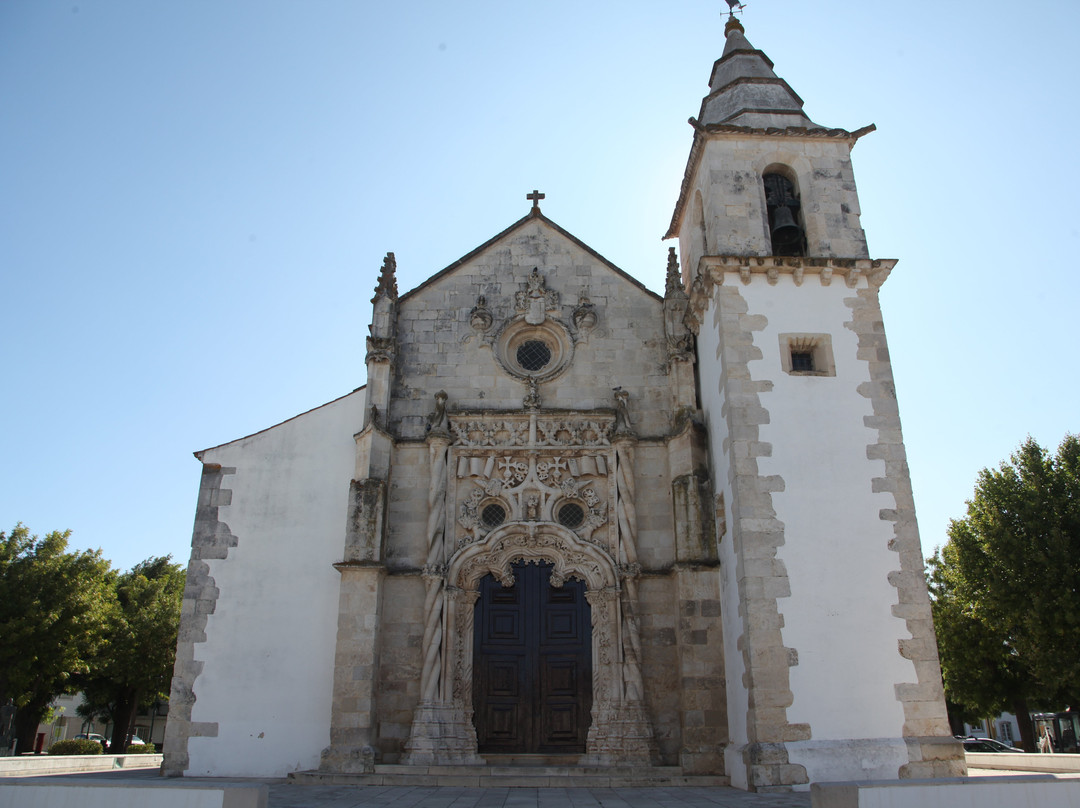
[2,1,1077,572]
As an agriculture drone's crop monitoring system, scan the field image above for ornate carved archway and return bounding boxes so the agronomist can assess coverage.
[402,407,656,766]
[451,522,616,590]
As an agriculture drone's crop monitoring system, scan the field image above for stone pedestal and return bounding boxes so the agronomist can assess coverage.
[583,701,657,765]
[401,702,483,765]
[319,743,375,774]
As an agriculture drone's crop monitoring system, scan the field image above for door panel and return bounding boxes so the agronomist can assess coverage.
[473,560,592,753]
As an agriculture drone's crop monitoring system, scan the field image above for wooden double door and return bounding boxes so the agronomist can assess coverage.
[473,560,592,754]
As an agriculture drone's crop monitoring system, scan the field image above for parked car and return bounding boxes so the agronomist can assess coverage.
[962,736,1023,753]
[73,733,108,751]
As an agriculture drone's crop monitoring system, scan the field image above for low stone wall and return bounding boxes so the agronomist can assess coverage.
[0,779,267,808]
[0,754,162,777]
[811,774,1080,808]
[966,751,1080,773]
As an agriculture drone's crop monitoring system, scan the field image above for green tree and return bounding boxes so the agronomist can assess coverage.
[0,525,113,754]
[928,543,1037,747]
[76,556,185,753]
[928,435,1080,750]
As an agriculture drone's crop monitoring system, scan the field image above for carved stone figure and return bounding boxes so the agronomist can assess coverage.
[573,292,597,331]
[523,377,541,410]
[469,295,493,333]
[613,388,634,436]
[426,390,450,435]
[365,336,395,364]
[515,267,560,325]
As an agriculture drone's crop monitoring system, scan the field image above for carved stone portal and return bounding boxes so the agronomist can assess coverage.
[402,411,656,766]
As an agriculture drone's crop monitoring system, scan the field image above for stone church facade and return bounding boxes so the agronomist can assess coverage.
[163,18,965,791]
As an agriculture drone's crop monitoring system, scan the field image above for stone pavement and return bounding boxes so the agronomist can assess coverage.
[8,770,812,808]
[265,783,811,808]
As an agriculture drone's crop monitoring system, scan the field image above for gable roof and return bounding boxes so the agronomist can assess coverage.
[194,385,366,459]
[399,208,662,304]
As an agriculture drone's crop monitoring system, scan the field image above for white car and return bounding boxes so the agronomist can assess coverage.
[73,733,108,751]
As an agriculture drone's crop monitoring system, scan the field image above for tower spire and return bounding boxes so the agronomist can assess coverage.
[699,15,817,130]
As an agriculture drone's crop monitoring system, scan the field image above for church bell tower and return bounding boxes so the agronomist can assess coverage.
[669,15,965,791]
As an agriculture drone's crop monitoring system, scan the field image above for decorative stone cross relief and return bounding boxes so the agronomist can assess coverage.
[515,267,560,325]
[455,449,611,546]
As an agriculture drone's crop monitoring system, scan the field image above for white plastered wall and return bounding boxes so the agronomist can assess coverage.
[743,274,912,781]
[695,297,749,789]
[185,387,366,777]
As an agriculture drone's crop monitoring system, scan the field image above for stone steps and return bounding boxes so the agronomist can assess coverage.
[289,764,729,788]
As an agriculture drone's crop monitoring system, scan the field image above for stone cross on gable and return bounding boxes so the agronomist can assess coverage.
[527,189,545,211]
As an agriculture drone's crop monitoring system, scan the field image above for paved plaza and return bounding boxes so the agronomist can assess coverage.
[6,770,812,807]
[264,783,812,808]
[12,767,1080,807]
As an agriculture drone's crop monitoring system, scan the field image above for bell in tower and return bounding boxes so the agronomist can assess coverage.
[763,173,804,256]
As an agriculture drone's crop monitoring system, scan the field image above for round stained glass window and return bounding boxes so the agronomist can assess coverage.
[516,340,552,372]
[481,503,506,529]
[557,502,585,529]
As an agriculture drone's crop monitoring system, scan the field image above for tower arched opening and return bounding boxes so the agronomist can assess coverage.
[762,167,806,257]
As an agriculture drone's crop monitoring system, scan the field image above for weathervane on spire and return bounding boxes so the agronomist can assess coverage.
[724,0,745,18]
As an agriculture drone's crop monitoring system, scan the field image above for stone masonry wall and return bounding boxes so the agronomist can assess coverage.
[373,573,424,762]
[674,568,727,774]
[633,443,676,570]
[390,219,671,439]
[677,137,869,284]
[162,463,234,777]
[637,575,681,764]
[383,443,429,570]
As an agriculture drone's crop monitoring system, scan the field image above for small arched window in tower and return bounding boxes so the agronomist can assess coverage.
[764,173,805,257]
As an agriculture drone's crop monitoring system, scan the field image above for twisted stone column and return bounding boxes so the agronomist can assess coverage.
[419,434,450,702]
[614,438,639,568]
[403,430,481,765]
[613,436,645,702]
[584,585,655,765]
[621,574,645,702]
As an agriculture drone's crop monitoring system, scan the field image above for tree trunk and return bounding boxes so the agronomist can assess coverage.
[108,687,139,754]
[944,702,966,737]
[13,700,47,755]
[1013,696,1036,752]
